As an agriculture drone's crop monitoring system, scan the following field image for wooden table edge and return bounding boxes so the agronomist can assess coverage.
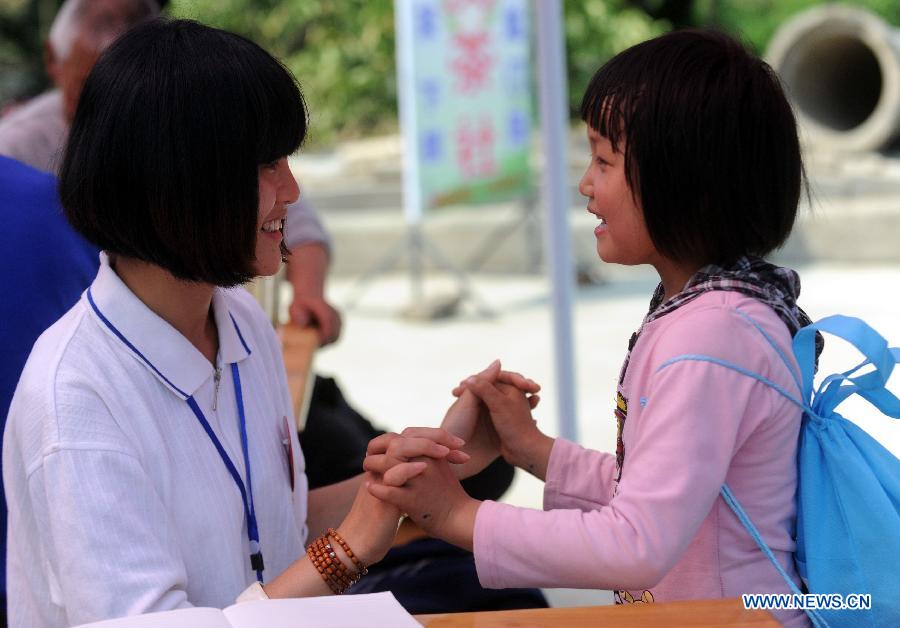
[414,598,779,626]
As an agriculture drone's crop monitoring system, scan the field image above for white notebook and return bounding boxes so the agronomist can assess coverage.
[74,592,423,628]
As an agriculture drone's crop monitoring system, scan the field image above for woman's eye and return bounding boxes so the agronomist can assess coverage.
[262,160,279,170]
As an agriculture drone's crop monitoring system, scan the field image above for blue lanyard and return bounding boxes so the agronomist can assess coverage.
[87,288,265,583]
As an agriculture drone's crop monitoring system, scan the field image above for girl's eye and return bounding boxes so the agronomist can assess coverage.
[262,159,280,170]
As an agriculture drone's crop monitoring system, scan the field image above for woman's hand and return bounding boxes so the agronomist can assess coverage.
[337,428,469,566]
[368,458,480,551]
[335,472,403,566]
[439,389,501,479]
[266,469,413,599]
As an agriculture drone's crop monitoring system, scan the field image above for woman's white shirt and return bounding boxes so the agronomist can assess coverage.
[3,254,308,627]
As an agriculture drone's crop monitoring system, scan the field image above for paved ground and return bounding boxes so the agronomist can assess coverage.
[271,260,900,607]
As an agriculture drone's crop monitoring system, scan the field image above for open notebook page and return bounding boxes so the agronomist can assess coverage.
[75,592,421,628]
[75,607,230,628]
[223,592,422,627]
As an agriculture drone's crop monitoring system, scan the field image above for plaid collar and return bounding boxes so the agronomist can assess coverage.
[618,256,819,385]
[644,256,812,335]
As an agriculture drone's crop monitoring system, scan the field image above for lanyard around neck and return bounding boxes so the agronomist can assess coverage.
[86,288,265,583]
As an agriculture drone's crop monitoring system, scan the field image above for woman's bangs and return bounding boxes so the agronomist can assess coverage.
[253,62,308,165]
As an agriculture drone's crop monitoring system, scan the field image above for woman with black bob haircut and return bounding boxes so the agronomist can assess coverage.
[61,17,302,286]
[4,18,468,626]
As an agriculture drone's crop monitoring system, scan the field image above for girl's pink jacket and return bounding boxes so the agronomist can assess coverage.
[473,291,807,626]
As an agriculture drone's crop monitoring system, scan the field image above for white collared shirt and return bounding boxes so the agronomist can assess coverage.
[3,253,308,627]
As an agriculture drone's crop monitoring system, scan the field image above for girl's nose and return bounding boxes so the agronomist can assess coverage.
[578,169,592,198]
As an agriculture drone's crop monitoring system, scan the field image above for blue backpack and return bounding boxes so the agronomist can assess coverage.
[666,313,900,627]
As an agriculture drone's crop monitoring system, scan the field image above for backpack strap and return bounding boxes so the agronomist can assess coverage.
[796,316,900,419]
[736,310,900,419]
[720,485,828,627]
[733,308,804,395]
[794,316,899,408]
[657,352,810,414]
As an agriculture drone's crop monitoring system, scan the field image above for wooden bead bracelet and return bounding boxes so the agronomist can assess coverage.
[306,529,368,594]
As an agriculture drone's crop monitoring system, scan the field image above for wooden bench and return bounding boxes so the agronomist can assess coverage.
[279,322,319,432]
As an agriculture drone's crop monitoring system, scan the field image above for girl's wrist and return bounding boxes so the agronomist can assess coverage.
[506,433,555,480]
[442,497,481,552]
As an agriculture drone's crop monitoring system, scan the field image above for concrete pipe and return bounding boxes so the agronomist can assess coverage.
[767,5,900,152]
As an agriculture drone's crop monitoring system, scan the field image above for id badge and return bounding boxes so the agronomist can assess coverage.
[281,415,295,492]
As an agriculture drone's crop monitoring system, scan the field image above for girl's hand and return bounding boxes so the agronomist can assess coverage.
[363,427,470,481]
[368,458,480,551]
[451,360,541,409]
[466,377,555,480]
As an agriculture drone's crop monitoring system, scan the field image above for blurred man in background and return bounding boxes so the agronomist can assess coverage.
[0,0,162,173]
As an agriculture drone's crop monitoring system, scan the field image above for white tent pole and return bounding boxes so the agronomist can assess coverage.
[394,0,425,303]
[535,0,578,441]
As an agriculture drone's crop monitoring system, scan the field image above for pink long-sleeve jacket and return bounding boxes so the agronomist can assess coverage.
[473,291,807,626]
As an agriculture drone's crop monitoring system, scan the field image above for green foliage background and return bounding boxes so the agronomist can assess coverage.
[168,0,400,145]
[3,1,900,145]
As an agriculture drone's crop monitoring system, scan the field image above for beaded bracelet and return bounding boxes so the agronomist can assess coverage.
[307,540,341,594]
[306,530,367,594]
[320,538,354,591]
[307,537,352,594]
[327,528,369,577]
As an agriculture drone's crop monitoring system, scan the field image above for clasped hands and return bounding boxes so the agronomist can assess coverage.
[361,360,545,548]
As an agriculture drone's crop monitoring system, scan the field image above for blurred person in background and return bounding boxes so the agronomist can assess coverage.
[0,0,164,173]
[0,154,98,626]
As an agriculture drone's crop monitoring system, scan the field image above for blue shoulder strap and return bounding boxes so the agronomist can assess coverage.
[794,316,900,419]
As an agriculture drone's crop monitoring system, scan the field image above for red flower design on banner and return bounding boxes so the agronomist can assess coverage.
[456,116,496,179]
[451,32,493,93]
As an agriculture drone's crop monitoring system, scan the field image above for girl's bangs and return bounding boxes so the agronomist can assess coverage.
[580,76,639,153]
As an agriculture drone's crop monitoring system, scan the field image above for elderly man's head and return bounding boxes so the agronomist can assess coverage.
[46,0,161,121]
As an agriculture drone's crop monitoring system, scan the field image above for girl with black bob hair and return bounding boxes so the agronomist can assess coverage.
[364,29,813,627]
[4,18,468,626]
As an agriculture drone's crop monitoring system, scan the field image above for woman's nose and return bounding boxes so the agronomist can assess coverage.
[280,161,301,205]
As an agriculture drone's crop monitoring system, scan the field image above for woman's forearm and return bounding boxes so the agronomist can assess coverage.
[263,551,333,598]
[305,474,365,539]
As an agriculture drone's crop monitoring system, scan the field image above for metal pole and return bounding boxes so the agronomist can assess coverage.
[535,0,578,442]
[394,0,426,306]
